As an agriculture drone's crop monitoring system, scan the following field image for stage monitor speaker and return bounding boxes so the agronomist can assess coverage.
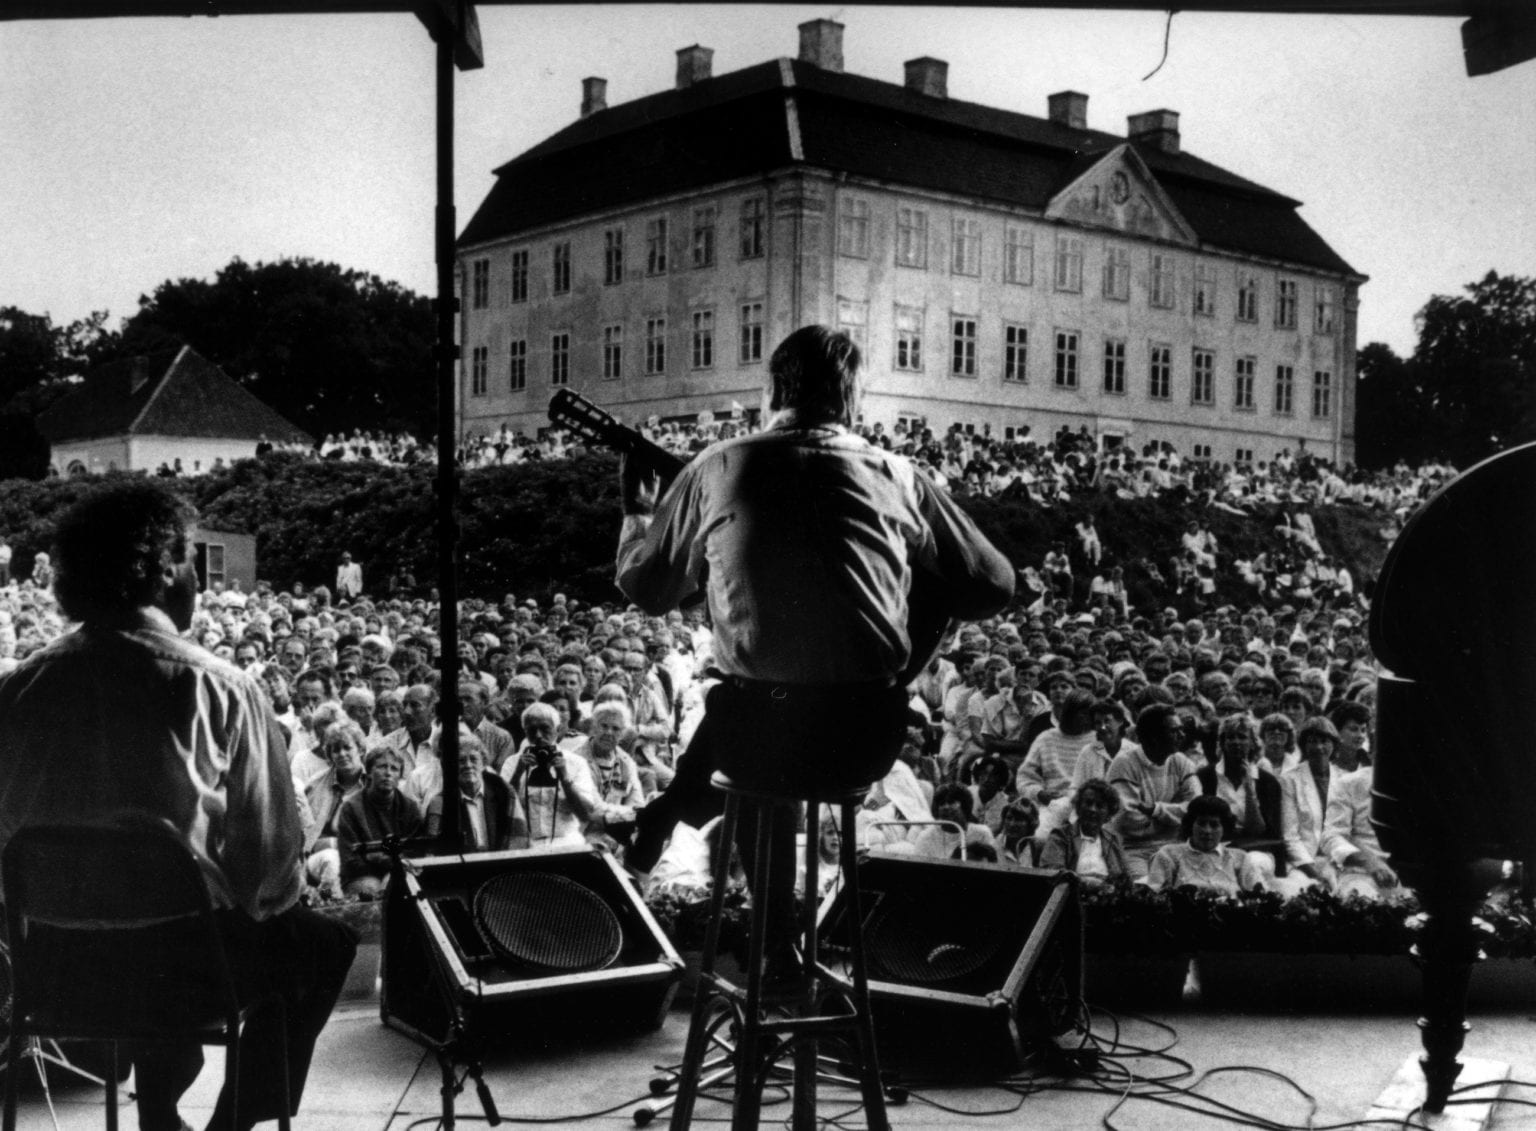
[380,845,683,1051]
[817,854,1084,1081]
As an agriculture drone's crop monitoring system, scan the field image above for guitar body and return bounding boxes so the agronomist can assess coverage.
[549,389,955,685]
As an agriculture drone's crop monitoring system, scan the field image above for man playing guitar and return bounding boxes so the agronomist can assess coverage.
[612,324,1013,971]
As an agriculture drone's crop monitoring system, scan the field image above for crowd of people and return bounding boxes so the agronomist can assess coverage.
[0,520,1400,910]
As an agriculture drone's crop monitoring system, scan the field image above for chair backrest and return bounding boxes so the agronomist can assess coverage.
[3,819,239,1036]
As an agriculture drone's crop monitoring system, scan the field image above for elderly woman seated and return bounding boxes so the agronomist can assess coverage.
[1038,778,1127,885]
[1145,795,1267,895]
[337,745,424,899]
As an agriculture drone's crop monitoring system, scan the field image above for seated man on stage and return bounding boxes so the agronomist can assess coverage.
[0,480,357,1131]
[617,324,1014,969]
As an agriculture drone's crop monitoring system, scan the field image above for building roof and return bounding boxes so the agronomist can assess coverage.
[459,57,1359,278]
[37,344,313,446]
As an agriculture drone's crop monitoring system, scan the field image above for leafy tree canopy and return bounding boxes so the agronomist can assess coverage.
[109,257,435,440]
[1356,272,1536,469]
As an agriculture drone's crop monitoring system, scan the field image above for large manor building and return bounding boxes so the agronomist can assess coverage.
[456,20,1364,465]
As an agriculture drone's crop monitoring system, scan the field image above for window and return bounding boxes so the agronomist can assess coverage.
[951,317,978,377]
[1274,365,1294,415]
[603,227,624,286]
[204,543,226,590]
[602,324,623,380]
[1236,448,1255,465]
[1276,278,1298,329]
[895,207,928,268]
[739,198,765,259]
[690,310,714,369]
[1192,443,1213,462]
[895,306,924,371]
[1190,348,1215,405]
[1102,246,1130,301]
[1194,262,1216,317]
[1314,286,1336,334]
[550,332,570,386]
[645,217,668,275]
[1150,253,1175,309]
[1053,235,1083,292]
[951,218,981,276]
[838,298,869,350]
[839,197,870,258]
[1236,273,1258,322]
[1103,338,1126,394]
[470,345,488,395]
[1234,356,1256,410]
[510,250,529,303]
[691,206,716,268]
[1148,343,1172,400]
[645,317,666,374]
[1004,225,1034,285]
[552,242,571,295]
[471,259,489,309]
[1054,330,1079,389]
[739,302,764,364]
[1004,325,1028,384]
[508,339,527,391]
[1312,370,1332,418]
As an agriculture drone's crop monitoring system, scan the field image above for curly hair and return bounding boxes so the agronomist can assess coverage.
[52,481,194,623]
[1180,794,1237,841]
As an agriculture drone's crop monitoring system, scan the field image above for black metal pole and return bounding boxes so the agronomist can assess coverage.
[434,15,461,849]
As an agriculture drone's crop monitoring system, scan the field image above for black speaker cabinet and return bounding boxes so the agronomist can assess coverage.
[817,854,1084,1081]
[380,845,683,1050]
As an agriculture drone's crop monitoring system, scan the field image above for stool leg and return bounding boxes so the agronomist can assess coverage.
[669,795,741,1131]
[105,1042,118,1131]
[731,798,779,1131]
[840,799,890,1131]
[791,804,821,1131]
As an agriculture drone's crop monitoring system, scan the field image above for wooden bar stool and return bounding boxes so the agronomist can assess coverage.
[668,771,889,1131]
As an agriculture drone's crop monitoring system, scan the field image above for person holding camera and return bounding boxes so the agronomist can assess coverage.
[503,701,599,846]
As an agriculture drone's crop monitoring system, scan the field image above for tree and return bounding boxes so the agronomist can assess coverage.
[1411,272,1536,466]
[0,307,115,480]
[110,257,435,439]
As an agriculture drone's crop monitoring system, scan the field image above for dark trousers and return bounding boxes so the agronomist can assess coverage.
[631,679,909,948]
[133,904,359,1131]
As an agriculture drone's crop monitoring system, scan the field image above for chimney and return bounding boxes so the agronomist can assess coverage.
[1128,109,1181,155]
[798,18,844,72]
[130,356,150,395]
[904,56,948,98]
[1047,90,1088,130]
[675,45,713,89]
[580,76,607,118]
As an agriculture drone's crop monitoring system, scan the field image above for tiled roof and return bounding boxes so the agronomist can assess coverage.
[37,345,312,446]
[460,58,1358,278]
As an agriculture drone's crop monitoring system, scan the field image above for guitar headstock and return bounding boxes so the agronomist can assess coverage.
[548,388,622,449]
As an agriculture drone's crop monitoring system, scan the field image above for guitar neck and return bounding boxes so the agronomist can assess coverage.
[548,389,685,487]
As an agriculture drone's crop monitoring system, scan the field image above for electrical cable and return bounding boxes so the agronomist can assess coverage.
[1142,9,1178,81]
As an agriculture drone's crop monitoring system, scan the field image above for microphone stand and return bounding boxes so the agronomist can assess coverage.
[358,834,502,1129]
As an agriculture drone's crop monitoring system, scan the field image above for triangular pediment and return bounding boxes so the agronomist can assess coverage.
[1044,145,1197,246]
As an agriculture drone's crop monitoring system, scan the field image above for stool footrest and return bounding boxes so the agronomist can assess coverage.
[755,1016,861,1039]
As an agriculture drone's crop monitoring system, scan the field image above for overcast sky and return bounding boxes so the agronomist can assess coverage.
[2,5,1533,356]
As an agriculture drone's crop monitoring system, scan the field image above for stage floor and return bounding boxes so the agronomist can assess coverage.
[11,987,1536,1129]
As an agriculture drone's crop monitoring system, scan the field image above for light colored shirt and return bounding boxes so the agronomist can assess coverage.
[0,610,302,919]
[1108,747,1199,846]
[616,413,1013,683]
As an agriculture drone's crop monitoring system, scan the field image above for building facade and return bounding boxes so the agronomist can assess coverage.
[457,22,1364,466]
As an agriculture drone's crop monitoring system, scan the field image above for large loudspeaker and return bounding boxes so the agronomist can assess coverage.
[818,854,1084,1081]
[381,845,683,1049]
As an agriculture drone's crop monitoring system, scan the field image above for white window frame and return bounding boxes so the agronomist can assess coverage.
[552,242,571,295]
[602,324,623,380]
[1004,324,1028,384]
[644,317,667,375]
[1275,364,1295,415]
[470,345,488,395]
[1236,273,1258,322]
[739,301,764,364]
[1103,338,1126,395]
[471,259,489,309]
[1150,253,1176,309]
[603,227,625,286]
[690,309,715,369]
[895,207,928,268]
[1102,245,1130,301]
[1192,348,1215,406]
[550,332,570,387]
[839,197,871,259]
[692,206,717,269]
[510,249,529,303]
[1312,370,1333,418]
[739,197,765,260]
[1148,343,1172,400]
[1004,225,1034,286]
[1194,262,1216,317]
[951,218,981,277]
[508,339,527,391]
[1234,356,1256,411]
[1276,277,1298,329]
[1053,234,1083,293]
[838,298,869,351]
[1314,286,1336,334]
[894,305,924,371]
[1054,329,1080,389]
[950,316,978,377]
[645,217,668,275]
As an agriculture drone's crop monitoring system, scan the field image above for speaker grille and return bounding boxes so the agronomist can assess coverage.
[474,871,623,973]
[864,895,1007,986]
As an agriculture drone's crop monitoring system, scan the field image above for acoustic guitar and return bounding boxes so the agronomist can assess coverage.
[548,388,954,685]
